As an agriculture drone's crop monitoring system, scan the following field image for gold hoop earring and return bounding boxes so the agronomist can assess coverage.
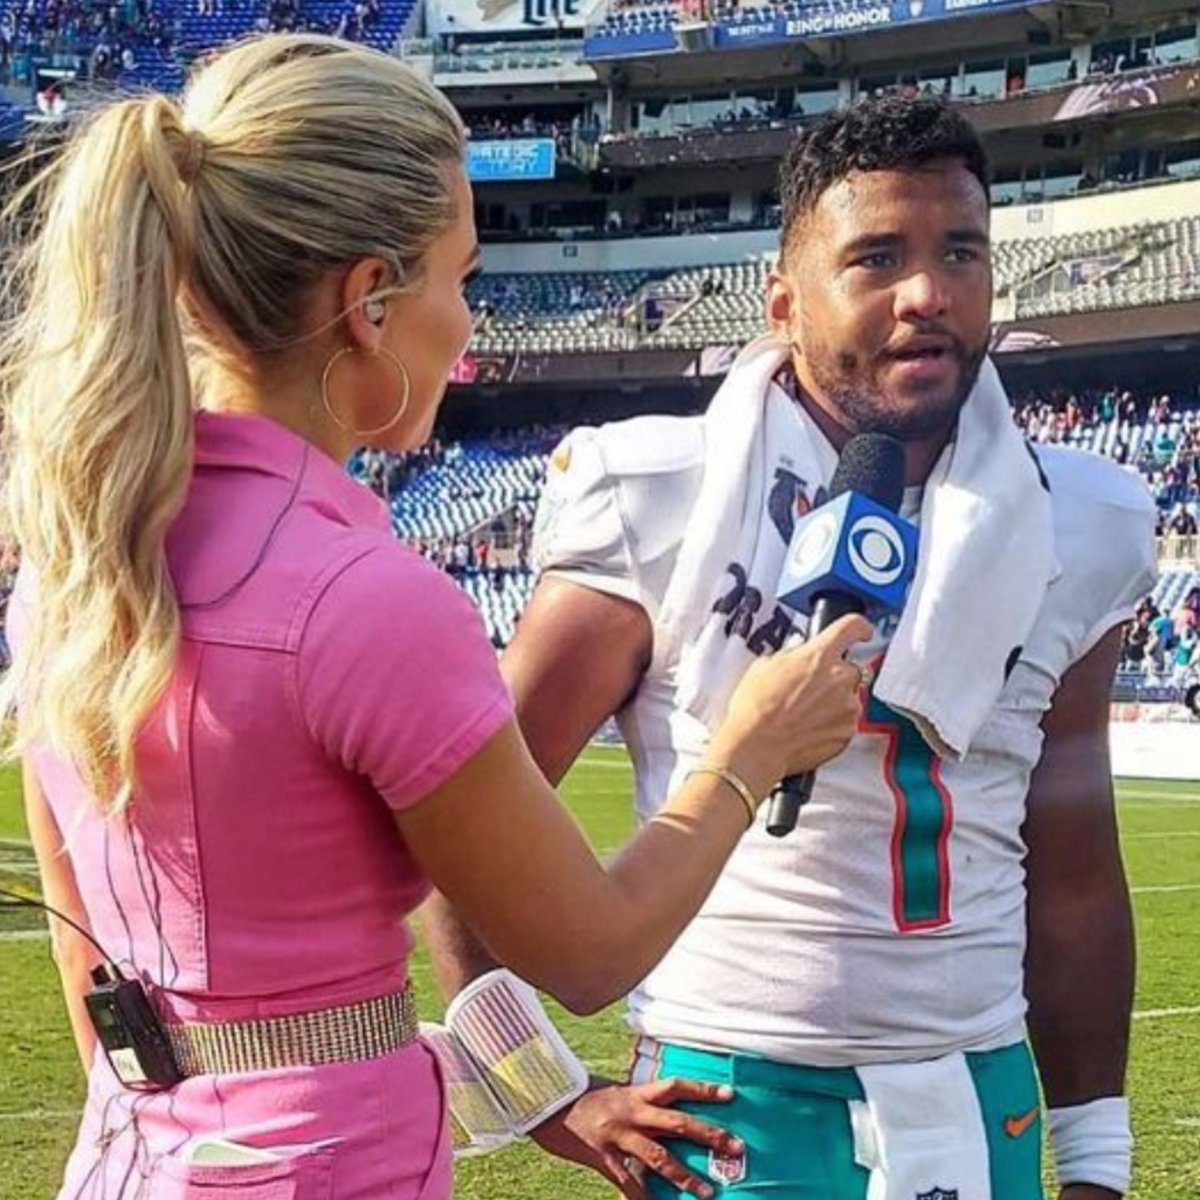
[320,345,411,438]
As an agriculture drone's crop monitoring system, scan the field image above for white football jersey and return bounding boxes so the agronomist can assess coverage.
[535,404,1156,1068]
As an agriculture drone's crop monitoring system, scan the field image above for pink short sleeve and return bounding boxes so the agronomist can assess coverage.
[297,543,513,810]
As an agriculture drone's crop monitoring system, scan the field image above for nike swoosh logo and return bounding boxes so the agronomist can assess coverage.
[1003,1107,1039,1138]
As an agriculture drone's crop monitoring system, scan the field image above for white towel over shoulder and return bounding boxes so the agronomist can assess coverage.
[658,336,1057,762]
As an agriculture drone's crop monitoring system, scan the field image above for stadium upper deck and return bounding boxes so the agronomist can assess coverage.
[0,0,1194,395]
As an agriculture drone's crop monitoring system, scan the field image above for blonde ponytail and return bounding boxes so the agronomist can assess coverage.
[0,34,465,813]
[0,95,200,812]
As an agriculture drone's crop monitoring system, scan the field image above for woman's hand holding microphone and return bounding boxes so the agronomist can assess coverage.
[698,614,874,825]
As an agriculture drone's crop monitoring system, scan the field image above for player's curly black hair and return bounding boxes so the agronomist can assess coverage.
[779,96,990,254]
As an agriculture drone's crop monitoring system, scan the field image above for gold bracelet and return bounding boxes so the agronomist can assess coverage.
[687,766,759,829]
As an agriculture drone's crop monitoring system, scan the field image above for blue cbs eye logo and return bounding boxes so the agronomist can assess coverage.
[847,515,906,586]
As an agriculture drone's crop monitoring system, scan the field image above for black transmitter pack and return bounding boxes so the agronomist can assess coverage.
[84,964,183,1090]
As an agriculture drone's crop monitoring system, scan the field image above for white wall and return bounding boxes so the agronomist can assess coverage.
[436,63,598,89]
[991,178,1200,241]
[480,228,778,273]
[480,178,1200,275]
[1110,718,1200,781]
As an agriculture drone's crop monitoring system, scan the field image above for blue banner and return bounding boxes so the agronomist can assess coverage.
[583,28,677,58]
[466,138,557,182]
[712,17,783,46]
[783,4,892,36]
[584,0,1049,61]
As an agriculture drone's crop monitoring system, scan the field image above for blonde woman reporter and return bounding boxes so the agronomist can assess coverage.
[1,34,868,1200]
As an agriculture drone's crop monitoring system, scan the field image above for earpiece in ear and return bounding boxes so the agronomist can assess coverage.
[364,298,386,325]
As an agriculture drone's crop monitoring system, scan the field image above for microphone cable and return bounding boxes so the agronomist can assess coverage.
[0,883,121,973]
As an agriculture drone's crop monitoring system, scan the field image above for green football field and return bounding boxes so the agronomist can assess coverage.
[1,751,1198,1200]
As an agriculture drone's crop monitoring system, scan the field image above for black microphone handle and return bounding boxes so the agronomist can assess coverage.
[764,591,866,838]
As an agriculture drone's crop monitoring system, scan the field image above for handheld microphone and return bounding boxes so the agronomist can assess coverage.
[765,433,916,837]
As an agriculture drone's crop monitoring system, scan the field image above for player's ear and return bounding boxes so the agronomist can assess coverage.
[766,265,800,343]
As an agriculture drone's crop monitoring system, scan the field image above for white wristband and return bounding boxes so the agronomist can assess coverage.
[1047,1096,1132,1195]
[427,969,589,1157]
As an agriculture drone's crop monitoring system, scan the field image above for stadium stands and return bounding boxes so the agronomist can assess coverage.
[0,0,414,96]
[467,215,1200,356]
[2,0,1198,681]
[348,433,553,645]
[1153,567,1196,616]
[586,0,676,47]
[433,38,584,74]
[640,261,767,350]
[456,567,535,647]
[469,270,648,355]
[172,0,413,65]
[378,436,551,542]
[1007,218,1200,317]
[353,392,1200,651]
[586,0,931,46]
[468,263,763,355]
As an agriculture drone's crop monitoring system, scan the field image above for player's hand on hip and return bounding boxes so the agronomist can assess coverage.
[713,613,872,789]
[530,1074,739,1199]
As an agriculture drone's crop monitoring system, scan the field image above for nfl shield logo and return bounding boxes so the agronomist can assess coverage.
[708,1147,747,1185]
[908,0,925,14]
[916,1189,959,1200]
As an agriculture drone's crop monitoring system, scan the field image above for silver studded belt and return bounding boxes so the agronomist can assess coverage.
[164,984,419,1077]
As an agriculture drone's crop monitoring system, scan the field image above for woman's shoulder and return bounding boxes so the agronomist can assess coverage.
[311,531,463,614]
[298,531,490,665]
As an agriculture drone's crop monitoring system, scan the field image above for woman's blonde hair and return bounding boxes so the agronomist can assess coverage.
[0,34,465,812]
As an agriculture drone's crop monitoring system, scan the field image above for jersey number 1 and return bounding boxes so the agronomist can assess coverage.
[861,690,953,932]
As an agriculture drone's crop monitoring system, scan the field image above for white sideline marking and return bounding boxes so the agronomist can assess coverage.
[0,929,48,942]
[1120,798,1200,807]
[576,758,631,771]
[0,1110,77,1122]
[1118,788,1200,800]
[1131,883,1200,894]
[1123,831,1200,839]
[1133,1005,1200,1021]
[0,970,1191,1130]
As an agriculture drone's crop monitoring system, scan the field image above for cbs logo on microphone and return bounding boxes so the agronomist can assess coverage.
[778,492,918,620]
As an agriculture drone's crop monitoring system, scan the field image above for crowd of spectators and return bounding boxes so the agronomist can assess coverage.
[1014,388,1149,446]
[404,511,534,579]
[0,0,176,84]
[467,112,574,160]
[0,0,390,88]
[590,36,1196,168]
[246,0,380,42]
[1010,386,1200,688]
[3,388,1200,671]
[355,437,450,499]
[352,428,554,591]
[1015,389,1200,515]
[1121,590,1200,683]
[344,392,1200,666]
[327,0,380,44]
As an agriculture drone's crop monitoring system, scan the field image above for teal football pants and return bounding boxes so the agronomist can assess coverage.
[633,1037,1044,1200]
